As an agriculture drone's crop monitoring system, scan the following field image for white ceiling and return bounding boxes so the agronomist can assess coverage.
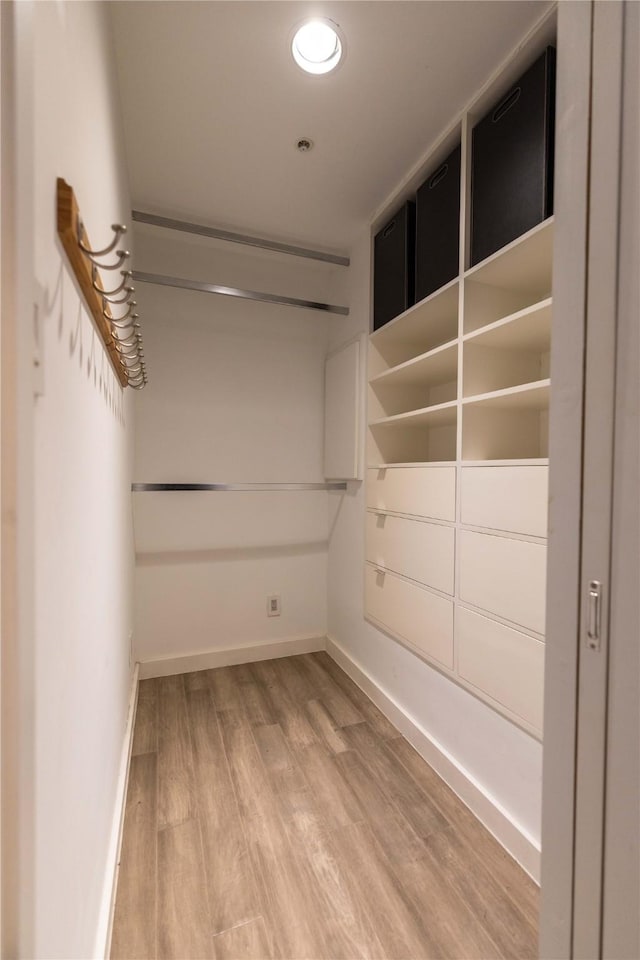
[110,1,549,252]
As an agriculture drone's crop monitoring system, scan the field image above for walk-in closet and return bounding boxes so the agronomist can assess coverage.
[2,2,638,959]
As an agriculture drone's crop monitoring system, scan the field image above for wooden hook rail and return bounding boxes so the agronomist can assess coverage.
[56,178,146,388]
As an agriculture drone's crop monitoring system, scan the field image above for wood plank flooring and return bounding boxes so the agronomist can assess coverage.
[111,652,538,960]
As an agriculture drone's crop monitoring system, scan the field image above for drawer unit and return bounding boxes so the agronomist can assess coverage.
[365,565,454,668]
[366,466,455,520]
[457,606,545,732]
[461,465,548,537]
[459,530,546,633]
[365,513,454,595]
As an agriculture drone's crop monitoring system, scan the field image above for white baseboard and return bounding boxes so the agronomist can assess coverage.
[138,634,326,680]
[326,635,541,883]
[94,663,140,960]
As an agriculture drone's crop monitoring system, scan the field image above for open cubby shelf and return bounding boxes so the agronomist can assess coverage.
[368,416,457,465]
[369,341,458,418]
[463,297,552,346]
[461,382,550,461]
[463,218,554,334]
[369,338,458,386]
[368,220,554,466]
[368,279,459,378]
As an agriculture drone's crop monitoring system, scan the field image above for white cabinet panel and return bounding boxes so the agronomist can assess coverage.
[459,530,547,633]
[365,513,454,595]
[366,466,455,520]
[365,566,454,668]
[461,465,548,536]
[457,606,545,732]
[325,339,361,480]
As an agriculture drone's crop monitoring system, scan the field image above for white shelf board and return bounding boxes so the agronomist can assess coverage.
[463,298,552,350]
[369,400,458,429]
[464,218,554,292]
[463,380,550,411]
[370,278,459,347]
[461,458,549,467]
[367,461,456,469]
[368,339,458,388]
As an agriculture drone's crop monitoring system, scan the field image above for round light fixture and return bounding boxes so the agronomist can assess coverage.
[291,18,343,75]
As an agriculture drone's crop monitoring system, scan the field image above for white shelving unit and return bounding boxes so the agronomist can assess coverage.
[364,26,555,739]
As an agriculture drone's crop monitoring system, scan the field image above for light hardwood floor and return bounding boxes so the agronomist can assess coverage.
[111,652,538,960]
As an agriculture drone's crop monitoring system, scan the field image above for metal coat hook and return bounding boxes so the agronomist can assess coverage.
[109,318,140,334]
[90,249,131,271]
[114,344,141,359]
[92,267,133,297]
[114,331,141,347]
[104,303,137,324]
[121,344,144,359]
[109,335,142,355]
[78,221,126,257]
[102,287,135,306]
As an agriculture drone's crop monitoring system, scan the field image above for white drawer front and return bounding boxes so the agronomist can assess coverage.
[457,606,545,732]
[365,513,454,595]
[461,466,548,537]
[365,566,454,668]
[459,530,547,634]
[366,466,455,520]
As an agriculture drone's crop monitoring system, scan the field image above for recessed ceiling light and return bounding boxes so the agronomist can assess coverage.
[291,19,344,75]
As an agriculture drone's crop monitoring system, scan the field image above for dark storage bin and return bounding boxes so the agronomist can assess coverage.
[415,144,461,302]
[471,47,556,266]
[373,201,416,331]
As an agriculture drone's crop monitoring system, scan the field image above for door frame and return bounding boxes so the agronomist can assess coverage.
[539,1,593,950]
[540,1,638,956]
[0,1,36,956]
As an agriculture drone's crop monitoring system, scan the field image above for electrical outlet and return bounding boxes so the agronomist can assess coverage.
[267,595,281,617]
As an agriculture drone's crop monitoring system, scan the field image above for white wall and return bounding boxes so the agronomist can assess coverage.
[32,3,134,957]
[132,225,345,664]
[327,230,543,851]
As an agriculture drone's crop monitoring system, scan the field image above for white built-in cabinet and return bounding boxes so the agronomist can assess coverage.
[364,39,555,738]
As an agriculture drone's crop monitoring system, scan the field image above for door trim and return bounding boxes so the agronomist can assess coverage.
[539,2,593,956]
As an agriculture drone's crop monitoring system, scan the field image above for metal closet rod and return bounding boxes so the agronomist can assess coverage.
[132,270,349,316]
[131,482,348,492]
[131,210,350,267]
